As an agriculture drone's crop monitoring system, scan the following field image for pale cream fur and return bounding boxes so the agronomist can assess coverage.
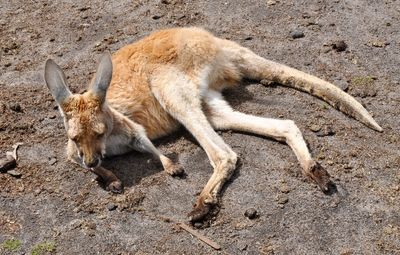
[44,27,381,221]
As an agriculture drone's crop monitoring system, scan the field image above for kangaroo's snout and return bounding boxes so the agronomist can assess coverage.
[83,155,101,168]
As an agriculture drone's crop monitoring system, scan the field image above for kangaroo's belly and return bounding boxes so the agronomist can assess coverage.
[107,91,180,140]
[106,70,180,140]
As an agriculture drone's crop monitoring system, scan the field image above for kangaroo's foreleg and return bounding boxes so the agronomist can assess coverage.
[109,108,184,176]
[204,90,332,191]
[67,139,123,193]
[91,166,123,193]
[132,132,184,176]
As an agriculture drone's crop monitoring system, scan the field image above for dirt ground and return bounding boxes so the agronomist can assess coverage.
[1,0,399,254]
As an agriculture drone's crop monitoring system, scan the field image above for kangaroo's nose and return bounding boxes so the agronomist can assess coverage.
[85,158,100,168]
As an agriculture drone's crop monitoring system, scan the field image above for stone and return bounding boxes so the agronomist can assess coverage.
[244,208,258,219]
[107,203,117,211]
[9,102,22,112]
[290,30,305,39]
[49,158,57,165]
[332,40,347,52]
[7,169,22,178]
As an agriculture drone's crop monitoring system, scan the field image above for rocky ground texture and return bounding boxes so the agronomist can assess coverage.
[0,0,399,254]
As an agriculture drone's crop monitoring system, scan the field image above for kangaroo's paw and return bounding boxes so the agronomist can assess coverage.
[106,179,124,194]
[166,163,185,177]
[92,166,124,194]
[161,156,185,177]
[307,162,333,193]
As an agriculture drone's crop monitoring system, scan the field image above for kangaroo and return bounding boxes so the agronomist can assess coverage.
[44,27,382,222]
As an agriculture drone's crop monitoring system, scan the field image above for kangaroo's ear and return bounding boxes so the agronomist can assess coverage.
[91,52,113,102]
[44,59,72,106]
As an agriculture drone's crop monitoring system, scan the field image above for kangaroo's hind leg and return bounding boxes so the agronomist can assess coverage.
[150,68,238,222]
[204,90,332,191]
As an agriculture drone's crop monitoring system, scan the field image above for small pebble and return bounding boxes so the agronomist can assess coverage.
[290,30,304,39]
[9,102,22,112]
[330,201,339,208]
[48,114,57,119]
[7,169,22,178]
[343,164,353,169]
[97,214,107,219]
[244,208,258,219]
[349,150,358,157]
[73,207,81,213]
[49,157,57,165]
[107,203,117,211]
[276,195,289,204]
[322,47,332,53]
[69,219,83,230]
[152,15,162,20]
[368,40,389,48]
[310,124,321,132]
[279,183,291,194]
[193,222,203,228]
[332,40,347,52]
[240,244,248,251]
[316,126,335,137]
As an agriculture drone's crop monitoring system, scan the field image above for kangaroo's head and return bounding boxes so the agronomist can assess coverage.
[44,53,113,168]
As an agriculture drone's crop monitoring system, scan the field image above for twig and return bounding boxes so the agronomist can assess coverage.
[139,211,222,251]
[177,222,221,250]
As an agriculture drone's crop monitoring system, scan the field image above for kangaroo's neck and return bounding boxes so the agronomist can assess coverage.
[105,104,143,138]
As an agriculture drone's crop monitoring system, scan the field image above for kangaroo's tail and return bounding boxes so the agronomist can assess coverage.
[225,41,382,132]
[259,59,382,132]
